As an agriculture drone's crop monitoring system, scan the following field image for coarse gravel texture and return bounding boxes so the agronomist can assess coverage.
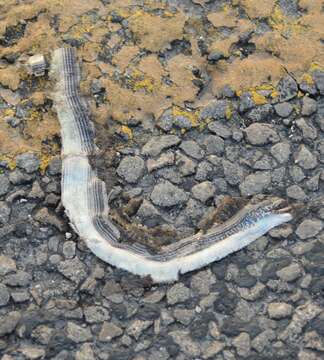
[1,0,324,359]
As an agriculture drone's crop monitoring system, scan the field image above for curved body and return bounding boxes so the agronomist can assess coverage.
[51,47,293,282]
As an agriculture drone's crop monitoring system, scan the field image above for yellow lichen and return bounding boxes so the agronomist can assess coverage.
[0,152,57,173]
[163,11,176,18]
[120,125,133,139]
[236,85,276,102]
[250,90,268,105]
[225,104,233,120]
[255,84,275,91]
[270,89,279,98]
[3,108,16,117]
[129,69,156,93]
[172,106,199,128]
[27,109,42,123]
[301,73,314,85]
[133,78,155,93]
[39,154,52,174]
[269,6,306,35]
[309,62,324,72]
[0,155,16,170]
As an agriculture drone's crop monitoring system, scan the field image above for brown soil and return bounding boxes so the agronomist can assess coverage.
[0,0,323,158]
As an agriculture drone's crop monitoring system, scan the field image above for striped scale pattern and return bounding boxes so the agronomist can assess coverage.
[51,47,293,282]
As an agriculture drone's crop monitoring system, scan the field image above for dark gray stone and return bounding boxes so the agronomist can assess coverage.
[274,102,293,118]
[57,258,87,284]
[0,174,10,196]
[207,51,225,63]
[306,173,320,191]
[190,269,215,295]
[47,157,62,176]
[244,123,279,145]
[0,255,16,275]
[123,187,142,200]
[270,142,291,164]
[208,122,231,138]
[11,290,30,303]
[0,283,10,307]
[0,201,11,224]
[223,160,244,186]
[221,84,236,98]
[296,219,323,239]
[184,198,206,225]
[157,110,173,131]
[146,152,174,172]
[136,199,164,227]
[247,104,273,122]
[316,98,324,132]
[175,152,196,176]
[0,311,21,336]
[66,322,92,343]
[261,257,292,282]
[173,308,195,325]
[62,241,76,259]
[251,329,276,353]
[310,317,324,337]
[173,115,192,130]
[252,155,275,170]
[28,181,45,199]
[271,167,286,185]
[99,322,123,342]
[84,306,110,324]
[289,165,305,183]
[276,263,302,282]
[127,319,153,340]
[278,76,298,101]
[302,97,317,116]
[195,161,213,181]
[180,140,205,160]
[117,156,145,183]
[299,77,318,95]
[4,270,31,287]
[202,135,224,155]
[234,270,257,288]
[239,93,254,113]
[296,118,317,140]
[191,181,215,203]
[239,171,271,196]
[286,185,307,201]
[279,0,299,16]
[199,100,228,120]
[157,167,182,184]
[157,109,193,131]
[9,169,33,185]
[233,332,251,358]
[232,129,244,142]
[313,70,324,95]
[150,181,188,207]
[16,152,40,173]
[167,283,190,305]
[142,135,180,157]
[294,145,318,169]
